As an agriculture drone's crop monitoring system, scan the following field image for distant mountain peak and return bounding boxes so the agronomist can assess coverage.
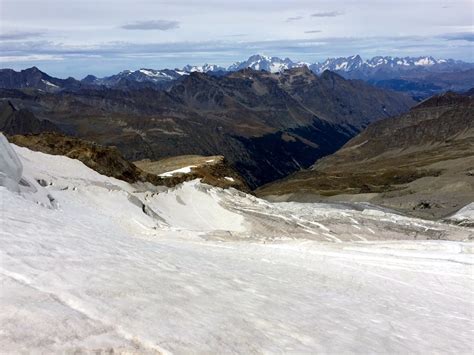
[182,63,226,73]
[227,54,307,73]
[24,66,42,73]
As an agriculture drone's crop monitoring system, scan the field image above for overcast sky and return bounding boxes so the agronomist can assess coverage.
[0,0,472,78]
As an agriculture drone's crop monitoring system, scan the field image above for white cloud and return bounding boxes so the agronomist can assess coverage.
[311,11,344,17]
[0,31,45,40]
[121,20,180,31]
[286,16,303,22]
[0,54,63,62]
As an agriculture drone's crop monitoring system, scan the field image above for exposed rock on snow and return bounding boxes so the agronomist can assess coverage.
[135,155,250,192]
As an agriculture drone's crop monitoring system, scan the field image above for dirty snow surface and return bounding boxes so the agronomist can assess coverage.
[1,142,473,354]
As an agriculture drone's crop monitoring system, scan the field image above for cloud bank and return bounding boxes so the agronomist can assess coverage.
[0,31,45,41]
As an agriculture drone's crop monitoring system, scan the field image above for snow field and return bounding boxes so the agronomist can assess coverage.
[0,139,473,353]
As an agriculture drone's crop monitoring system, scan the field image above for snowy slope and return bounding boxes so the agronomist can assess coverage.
[1,140,473,353]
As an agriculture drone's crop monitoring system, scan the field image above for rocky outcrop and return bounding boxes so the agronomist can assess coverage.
[7,133,160,184]
[135,155,251,193]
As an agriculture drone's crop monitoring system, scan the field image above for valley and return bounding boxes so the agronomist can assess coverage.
[258,91,474,220]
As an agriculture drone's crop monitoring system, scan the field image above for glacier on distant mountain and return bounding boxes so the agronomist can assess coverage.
[182,63,226,73]
[227,54,308,73]
[179,54,467,75]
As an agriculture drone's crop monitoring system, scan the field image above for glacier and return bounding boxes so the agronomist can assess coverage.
[0,137,473,353]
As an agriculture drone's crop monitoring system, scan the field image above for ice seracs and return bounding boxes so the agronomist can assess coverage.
[0,133,22,192]
[0,133,56,207]
[446,203,474,226]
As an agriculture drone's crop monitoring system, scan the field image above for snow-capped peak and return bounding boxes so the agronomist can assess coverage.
[228,54,307,73]
[182,63,226,73]
[79,54,468,89]
[312,55,364,73]
[310,55,452,74]
[414,56,437,66]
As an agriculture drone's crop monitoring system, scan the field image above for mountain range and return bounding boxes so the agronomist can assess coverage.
[183,54,473,76]
[0,67,414,188]
[1,54,472,99]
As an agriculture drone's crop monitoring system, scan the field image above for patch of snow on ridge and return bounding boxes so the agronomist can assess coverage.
[41,79,59,88]
[0,140,473,353]
[159,165,197,177]
[139,69,164,77]
[415,57,436,66]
